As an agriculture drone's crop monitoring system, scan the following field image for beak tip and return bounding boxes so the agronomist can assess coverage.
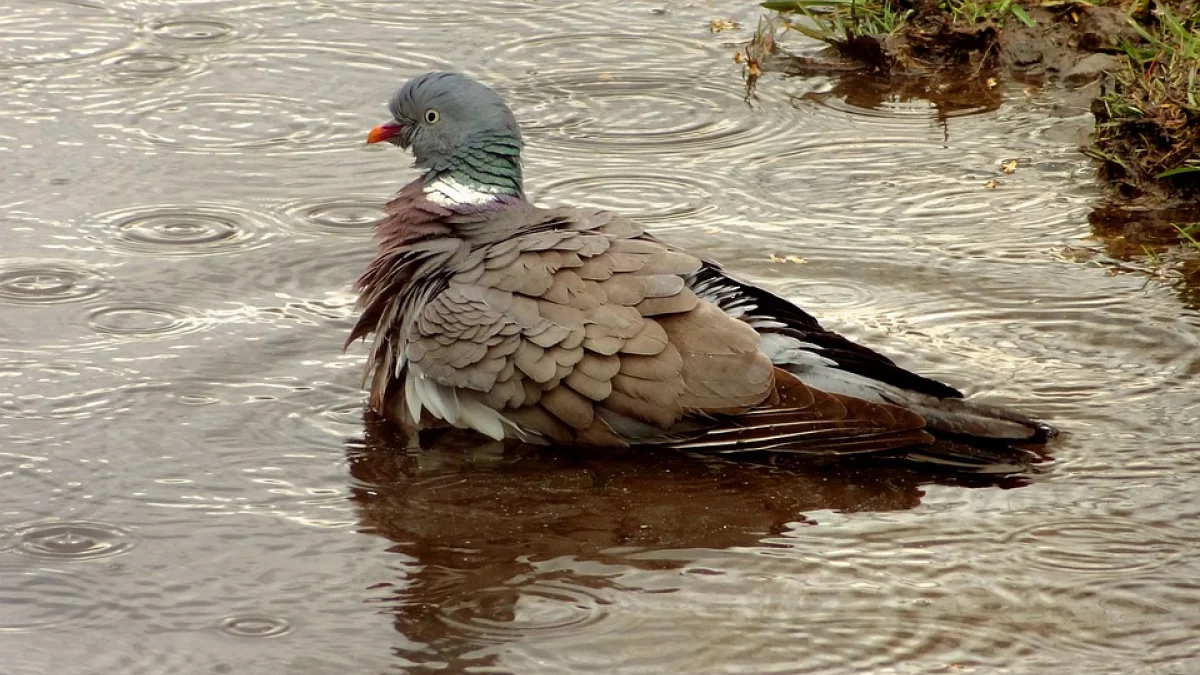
[367,121,403,145]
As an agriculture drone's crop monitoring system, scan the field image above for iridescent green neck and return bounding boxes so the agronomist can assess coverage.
[422,132,524,209]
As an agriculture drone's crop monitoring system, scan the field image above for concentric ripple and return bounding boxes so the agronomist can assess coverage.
[439,581,611,644]
[119,92,330,154]
[509,74,780,156]
[0,358,160,425]
[773,277,881,313]
[282,196,386,235]
[740,138,940,206]
[95,38,452,158]
[140,16,258,46]
[482,32,717,76]
[159,377,363,455]
[88,204,272,256]
[0,260,109,305]
[0,0,132,68]
[100,52,200,86]
[87,303,200,338]
[13,521,138,562]
[534,172,719,227]
[1000,516,1184,575]
[217,614,293,638]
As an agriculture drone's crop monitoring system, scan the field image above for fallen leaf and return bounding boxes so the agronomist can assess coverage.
[986,77,998,89]
[1001,159,1019,174]
[985,178,999,189]
[769,254,807,264]
[710,18,740,33]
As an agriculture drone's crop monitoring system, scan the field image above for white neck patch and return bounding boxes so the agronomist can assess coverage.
[424,174,503,207]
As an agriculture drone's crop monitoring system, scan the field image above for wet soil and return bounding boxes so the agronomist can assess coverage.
[757,2,1135,134]
[763,1,1132,82]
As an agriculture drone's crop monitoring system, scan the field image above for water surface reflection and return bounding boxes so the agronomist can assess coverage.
[349,416,1033,672]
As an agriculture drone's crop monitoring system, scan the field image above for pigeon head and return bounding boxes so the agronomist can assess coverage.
[367,72,523,171]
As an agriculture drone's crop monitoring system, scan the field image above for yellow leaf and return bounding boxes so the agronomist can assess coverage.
[769,254,807,264]
[709,18,740,33]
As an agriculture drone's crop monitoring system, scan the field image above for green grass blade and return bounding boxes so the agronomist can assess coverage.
[1157,165,1200,178]
[762,0,854,10]
[1009,4,1036,27]
[1174,224,1200,253]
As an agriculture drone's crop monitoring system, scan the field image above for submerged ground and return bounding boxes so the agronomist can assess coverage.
[1,1,1199,673]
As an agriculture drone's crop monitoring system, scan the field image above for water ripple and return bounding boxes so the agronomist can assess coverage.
[245,243,371,302]
[306,389,368,441]
[123,391,354,517]
[217,614,293,638]
[95,39,451,156]
[99,52,201,87]
[13,521,138,562]
[115,92,333,155]
[0,451,60,520]
[139,15,259,47]
[773,277,881,313]
[0,0,132,68]
[282,195,386,235]
[0,566,118,632]
[1001,516,1185,575]
[87,303,203,339]
[534,171,720,229]
[482,32,719,76]
[509,74,778,157]
[0,260,109,305]
[1026,578,1200,664]
[799,74,1001,124]
[816,91,991,121]
[151,378,362,457]
[328,0,582,25]
[0,358,159,424]
[736,138,946,217]
[440,580,612,644]
[87,203,274,256]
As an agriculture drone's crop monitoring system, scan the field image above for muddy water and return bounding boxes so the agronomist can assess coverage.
[1,1,1198,673]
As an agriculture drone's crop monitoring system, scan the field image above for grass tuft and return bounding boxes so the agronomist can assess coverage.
[1089,0,1200,198]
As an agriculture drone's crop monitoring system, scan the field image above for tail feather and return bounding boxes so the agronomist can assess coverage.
[883,392,1056,444]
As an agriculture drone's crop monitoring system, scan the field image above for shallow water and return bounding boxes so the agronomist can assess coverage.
[1,1,1198,673]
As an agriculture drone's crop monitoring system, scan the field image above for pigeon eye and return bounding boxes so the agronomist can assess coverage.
[424,109,440,124]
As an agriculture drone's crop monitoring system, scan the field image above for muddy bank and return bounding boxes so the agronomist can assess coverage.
[751,0,1199,203]
[748,0,1199,292]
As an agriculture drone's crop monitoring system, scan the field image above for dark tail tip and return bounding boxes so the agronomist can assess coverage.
[1026,420,1059,445]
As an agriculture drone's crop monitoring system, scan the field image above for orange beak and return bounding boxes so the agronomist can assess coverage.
[366,120,404,145]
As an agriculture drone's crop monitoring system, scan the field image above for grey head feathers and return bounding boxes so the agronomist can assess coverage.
[384,72,523,173]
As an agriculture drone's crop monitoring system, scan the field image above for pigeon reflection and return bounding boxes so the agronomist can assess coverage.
[346,413,1026,672]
